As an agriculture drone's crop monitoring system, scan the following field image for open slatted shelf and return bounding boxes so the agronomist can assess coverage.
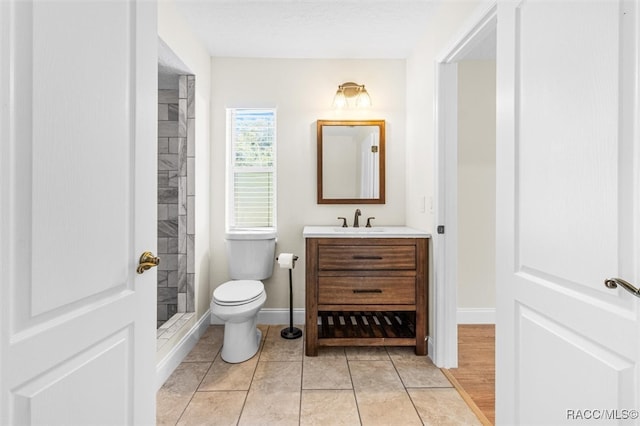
[315,311,417,347]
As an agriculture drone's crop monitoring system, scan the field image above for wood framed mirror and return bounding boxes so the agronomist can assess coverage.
[317,119,385,204]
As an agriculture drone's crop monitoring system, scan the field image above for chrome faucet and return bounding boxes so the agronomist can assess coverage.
[353,209,361,227]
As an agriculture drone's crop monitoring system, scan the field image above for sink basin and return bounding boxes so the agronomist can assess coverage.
[303,225,431,238]
[332,227,385,233]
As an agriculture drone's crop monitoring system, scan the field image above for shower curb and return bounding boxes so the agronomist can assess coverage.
[156,309,211,390]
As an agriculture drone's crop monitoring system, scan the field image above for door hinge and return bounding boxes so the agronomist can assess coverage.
[437,225,445,234]
[371,145,378,153]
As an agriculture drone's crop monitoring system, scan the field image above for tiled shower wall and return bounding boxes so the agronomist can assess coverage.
[157,75,195,328]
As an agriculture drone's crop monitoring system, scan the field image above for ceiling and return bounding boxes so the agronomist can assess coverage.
[173,0,439,59]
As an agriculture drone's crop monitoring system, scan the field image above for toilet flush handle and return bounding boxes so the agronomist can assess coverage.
[136,251,160,274]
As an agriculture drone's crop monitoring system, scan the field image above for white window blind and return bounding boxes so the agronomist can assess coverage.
[227,108,276,230]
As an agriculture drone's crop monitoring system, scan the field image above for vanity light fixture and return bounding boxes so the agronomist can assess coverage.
[332,82,372,109]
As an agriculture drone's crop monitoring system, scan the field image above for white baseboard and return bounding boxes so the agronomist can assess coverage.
[457,308,495,324]
[210,307,306,325]
[156,309,211,390]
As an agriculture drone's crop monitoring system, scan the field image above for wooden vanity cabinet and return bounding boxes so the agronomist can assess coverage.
[305,237,428,356]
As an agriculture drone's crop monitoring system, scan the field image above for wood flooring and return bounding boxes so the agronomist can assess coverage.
[444,324,495,425]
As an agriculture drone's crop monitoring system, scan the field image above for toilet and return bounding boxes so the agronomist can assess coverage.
[211,230,276,363]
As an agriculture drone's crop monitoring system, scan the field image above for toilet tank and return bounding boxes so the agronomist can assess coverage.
[225,230,277,280]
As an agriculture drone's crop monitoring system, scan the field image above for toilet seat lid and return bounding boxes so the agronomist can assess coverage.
[214,280,264,305]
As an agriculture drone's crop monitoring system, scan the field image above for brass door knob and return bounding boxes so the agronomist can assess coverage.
[137,251,160,274]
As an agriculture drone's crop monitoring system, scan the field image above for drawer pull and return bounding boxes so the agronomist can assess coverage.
[353,255,383,260]
[353,289,383,293]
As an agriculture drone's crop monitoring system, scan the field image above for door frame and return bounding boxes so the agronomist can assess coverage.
[432,1,496,368]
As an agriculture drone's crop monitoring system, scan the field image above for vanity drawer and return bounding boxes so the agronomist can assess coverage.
[318,245,416,270]
[318,276,415,305]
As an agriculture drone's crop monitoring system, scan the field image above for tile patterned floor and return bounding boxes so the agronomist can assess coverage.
[157,325,482,425]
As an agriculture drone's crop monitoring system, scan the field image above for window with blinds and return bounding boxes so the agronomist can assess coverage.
[227,108,276,230]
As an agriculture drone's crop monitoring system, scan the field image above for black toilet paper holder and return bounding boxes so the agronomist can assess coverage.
[276,255,302,339]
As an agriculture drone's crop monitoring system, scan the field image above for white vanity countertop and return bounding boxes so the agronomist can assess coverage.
[303,225,431,238]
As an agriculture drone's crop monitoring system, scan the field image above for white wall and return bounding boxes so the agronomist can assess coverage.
[210,58,406,309]
[157,0,211,358]
[405,0,488,333]
[457,60,496,312]
[405,1,486,232]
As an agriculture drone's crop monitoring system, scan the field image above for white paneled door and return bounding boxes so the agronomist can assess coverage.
[0,1,157,424]
[496,0,640,424]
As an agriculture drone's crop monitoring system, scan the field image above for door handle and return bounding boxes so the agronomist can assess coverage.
[137,251,160,274]
[604,277,640,298]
